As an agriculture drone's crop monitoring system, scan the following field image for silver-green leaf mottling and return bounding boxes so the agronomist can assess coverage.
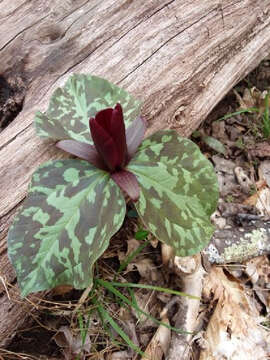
[8,160,126,296]
[128,130,219,256]
[34,74,141,144]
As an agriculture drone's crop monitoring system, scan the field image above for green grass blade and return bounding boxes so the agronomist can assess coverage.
[128,287,141,321]
[77,313,86,345]
[107,281,199,299]
[117,240,150,274]
[96,304,144,356]
[215,108,260,122]
[77,312,91,346]
[96,279,192,334]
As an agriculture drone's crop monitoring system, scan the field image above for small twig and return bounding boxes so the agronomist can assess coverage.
[0,275,10,300]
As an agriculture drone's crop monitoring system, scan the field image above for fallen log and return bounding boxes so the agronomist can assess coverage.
[1,0,270,347]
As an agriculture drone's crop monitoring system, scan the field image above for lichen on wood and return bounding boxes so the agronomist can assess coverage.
[204,220,270,264]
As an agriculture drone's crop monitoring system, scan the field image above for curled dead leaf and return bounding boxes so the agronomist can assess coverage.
[259,160,270,187]
[53,326,91,360]
[126,258,159,282]
[244,186,270,216]
[200,267,270,360]
[52,285,73,295]
[244,256,270,311]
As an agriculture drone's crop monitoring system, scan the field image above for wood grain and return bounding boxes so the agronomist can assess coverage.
[1,0,270,346]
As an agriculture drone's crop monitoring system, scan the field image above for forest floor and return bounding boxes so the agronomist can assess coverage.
[1,56,270,360]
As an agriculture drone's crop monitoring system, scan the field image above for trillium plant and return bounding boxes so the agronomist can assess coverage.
[8,74,218,296]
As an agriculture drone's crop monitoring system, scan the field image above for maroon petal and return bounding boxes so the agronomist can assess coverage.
[126,117,146,159]
[110,103,128,167]
[89,117,118,171]
[56,140,107,170]
[111,170,140,201]
[94,108,113,133]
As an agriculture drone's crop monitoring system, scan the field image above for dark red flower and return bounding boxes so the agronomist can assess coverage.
[89,103,128,172]
[56,103,146,201]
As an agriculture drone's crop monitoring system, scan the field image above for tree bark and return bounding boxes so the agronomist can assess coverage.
[1,0,270,347]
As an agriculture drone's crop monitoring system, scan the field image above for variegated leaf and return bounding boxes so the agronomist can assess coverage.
[35,74,141,144]
[127,130,218,256]
[8,160,126,296]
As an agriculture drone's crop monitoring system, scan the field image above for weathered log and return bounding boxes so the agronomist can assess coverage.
[1,0,270,347]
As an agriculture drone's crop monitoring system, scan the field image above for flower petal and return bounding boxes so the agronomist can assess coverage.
[111,169,140,201]
[110,103,128,167]
[56,139,107,170]
[126,117,146,159]
[94,108,113,133]
[89,117,118,171]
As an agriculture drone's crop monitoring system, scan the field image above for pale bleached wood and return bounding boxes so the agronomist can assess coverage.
[1,0,270,347]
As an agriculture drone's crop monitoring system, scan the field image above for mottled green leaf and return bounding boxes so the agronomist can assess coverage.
[128,130,218,256]
[34,74,141,144]
[8,160,126,296]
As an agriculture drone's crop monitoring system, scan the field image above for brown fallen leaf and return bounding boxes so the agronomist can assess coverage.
[118,238,142,264]
[52,284,73,295]
[53,326,91,360]
[248,141,270,158]
[259,160,270,187]
[126,238,141,255]
[200,267,270,360]
[126,258,159,283]
[244,160,270,214]
[131,288,157,326]
[111,316,140,360]
[244,256,270,311]
[255,187,270,216]
[244,185,270,216]
[110,350,130,359]
[234,87,265,111]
